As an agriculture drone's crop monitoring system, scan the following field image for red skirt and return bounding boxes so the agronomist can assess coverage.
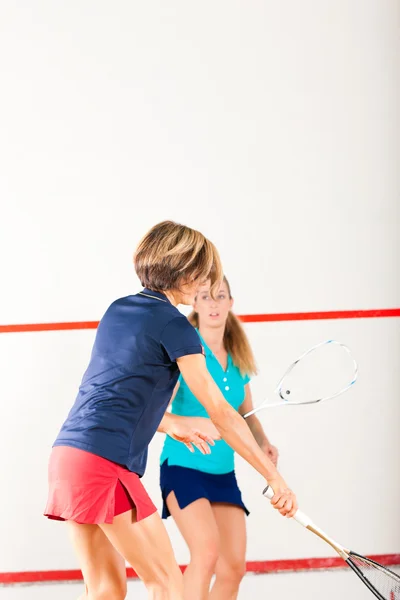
[44,446,157,524]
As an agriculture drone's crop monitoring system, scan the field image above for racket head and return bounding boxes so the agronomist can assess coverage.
[275,339,358,406]
[347,552,400,600]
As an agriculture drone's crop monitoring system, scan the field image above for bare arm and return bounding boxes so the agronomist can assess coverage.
[157,381,220,454]
[157,381,180,432]
[239,384,279,466]
[177,354,297,516]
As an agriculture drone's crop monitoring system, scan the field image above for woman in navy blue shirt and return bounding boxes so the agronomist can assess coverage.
[44,221,297,600]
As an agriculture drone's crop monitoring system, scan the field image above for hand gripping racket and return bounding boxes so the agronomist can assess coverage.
[263,486,400,599]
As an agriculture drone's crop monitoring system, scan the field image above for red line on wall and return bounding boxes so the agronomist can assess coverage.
[0,321,99,334]
[1,554,399,585]
[1,308,399,334]
[239,308,400,323]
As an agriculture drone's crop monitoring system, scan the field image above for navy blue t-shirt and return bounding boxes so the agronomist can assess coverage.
[54,289,203,476]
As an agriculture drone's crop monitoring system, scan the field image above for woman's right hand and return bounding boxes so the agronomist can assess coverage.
[159,413,221,455]
[266,475,298,518]
[188,417,221,441]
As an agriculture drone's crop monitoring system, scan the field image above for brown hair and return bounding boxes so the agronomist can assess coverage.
[134,221,223,298]
[188,276,257,378]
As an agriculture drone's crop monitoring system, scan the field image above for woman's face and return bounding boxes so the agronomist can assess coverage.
[193,280,233,328]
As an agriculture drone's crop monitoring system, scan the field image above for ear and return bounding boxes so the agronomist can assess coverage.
[229,296,234,310]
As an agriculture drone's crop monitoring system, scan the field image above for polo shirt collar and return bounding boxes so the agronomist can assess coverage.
[197,330,211,357]
[196,330,232,366]
[139,288,171,304]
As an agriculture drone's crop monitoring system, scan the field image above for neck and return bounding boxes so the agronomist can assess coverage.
[198,324,226,353]
[163,290,178,306]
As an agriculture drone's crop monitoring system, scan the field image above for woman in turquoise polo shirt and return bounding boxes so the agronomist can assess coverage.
[159,276,278,600]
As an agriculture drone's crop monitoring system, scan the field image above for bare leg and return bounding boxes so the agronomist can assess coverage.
[209,505,247,600]
[67,522,127,600]
[166,493,219,600]
[100,509,183,599]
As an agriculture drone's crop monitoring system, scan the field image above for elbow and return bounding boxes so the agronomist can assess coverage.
[208,404,237,434]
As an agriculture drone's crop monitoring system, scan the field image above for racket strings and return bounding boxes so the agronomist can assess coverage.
[348,553,400,599]
[243,339,358,417]
[277,341,358,405]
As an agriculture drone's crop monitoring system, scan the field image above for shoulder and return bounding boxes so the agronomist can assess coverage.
[160,316,203,362]
[160,314,201,345]
[101,295,180,327]
[161,314,197,335]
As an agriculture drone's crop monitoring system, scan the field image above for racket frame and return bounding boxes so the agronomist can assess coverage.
[243,340,358,419]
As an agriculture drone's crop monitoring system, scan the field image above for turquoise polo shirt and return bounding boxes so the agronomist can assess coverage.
[160,332,250,474]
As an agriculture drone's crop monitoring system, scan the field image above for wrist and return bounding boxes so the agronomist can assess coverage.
[266,473,285,490]
[159,412,177,434]
[261,454,279,480]
[257,439,270,455]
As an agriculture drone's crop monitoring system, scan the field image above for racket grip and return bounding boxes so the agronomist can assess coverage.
[262,486,312,528]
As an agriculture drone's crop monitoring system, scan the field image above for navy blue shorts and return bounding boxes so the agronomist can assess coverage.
[160,460,249,519]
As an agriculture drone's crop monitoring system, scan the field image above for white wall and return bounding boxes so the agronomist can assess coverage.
[0,0,399,589]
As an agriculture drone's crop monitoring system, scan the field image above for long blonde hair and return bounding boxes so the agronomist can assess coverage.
[134,221,223,299]
[188,277,257,378]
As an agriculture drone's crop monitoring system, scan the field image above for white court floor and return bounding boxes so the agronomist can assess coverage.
[2,568,399,600]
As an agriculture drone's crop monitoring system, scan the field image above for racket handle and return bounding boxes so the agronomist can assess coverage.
[262,486,313,528]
